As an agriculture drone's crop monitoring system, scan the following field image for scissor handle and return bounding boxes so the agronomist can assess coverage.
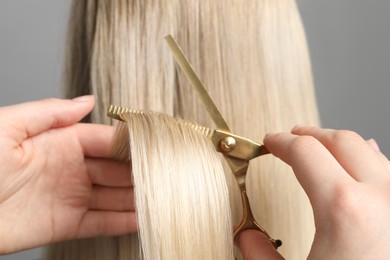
[234,190,282,249]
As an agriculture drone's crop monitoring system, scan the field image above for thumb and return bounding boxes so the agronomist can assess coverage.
[236,229,284,260]
[0,96,95,143]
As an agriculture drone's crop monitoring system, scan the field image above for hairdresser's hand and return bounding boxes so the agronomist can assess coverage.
[237,126,390,259]
[265,126,390,259]
[0,96,136,254]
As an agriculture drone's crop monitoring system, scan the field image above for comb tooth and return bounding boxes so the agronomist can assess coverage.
[113,105,119,114]
[181,121,214,139]
[120,106,127,115]
[107,105,214,138]
[107,105,148,122]
[107,105,125,121]
[107,104,114,115]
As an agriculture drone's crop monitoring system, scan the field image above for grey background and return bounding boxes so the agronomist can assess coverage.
[0,0,389,259]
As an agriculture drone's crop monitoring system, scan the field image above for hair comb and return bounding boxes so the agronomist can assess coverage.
[107,105,215,139]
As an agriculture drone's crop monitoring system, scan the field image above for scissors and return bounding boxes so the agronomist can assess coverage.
[164,35,281,248]
[107,35,281,249]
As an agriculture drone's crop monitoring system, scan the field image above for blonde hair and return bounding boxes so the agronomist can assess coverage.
[113,112,234,259]
[46,0,319,259]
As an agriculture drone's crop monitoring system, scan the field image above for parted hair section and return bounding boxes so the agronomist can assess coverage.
[46,0,320,259]
[110,112,234,259]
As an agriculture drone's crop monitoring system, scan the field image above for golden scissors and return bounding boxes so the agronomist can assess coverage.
[164,35,281,248]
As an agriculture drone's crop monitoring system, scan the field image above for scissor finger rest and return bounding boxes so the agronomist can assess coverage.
[234,190,282,248]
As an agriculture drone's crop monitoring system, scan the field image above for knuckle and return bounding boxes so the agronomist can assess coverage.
[331,130,362,143]
[41,97,59,104]
[288,135,319,154]
[332,184,355,209]
[329,184,363,224]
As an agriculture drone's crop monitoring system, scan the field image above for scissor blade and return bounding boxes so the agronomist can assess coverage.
[165,35,230,132]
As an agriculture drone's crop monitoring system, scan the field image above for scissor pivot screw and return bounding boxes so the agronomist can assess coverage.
[220,136,237,152]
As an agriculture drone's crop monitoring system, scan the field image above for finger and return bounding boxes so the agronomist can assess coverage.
[86,158,132,187]
[292,126,389,182]
[74,123,116,158]
[264,132,352,205]
[76,211,137,238]
[0,96,95,144]
[235,229,284,260]
[366,139,381,153]
[89,186,135,211]
[366,139,390,172]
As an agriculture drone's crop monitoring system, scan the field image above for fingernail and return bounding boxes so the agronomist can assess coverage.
[367,139,381,152]
[292,124,305,130]
[72,95,94,102]
[264,132,274,139]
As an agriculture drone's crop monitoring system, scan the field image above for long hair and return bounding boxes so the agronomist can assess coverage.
[46,0,319,259]
[112,112,234,259]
